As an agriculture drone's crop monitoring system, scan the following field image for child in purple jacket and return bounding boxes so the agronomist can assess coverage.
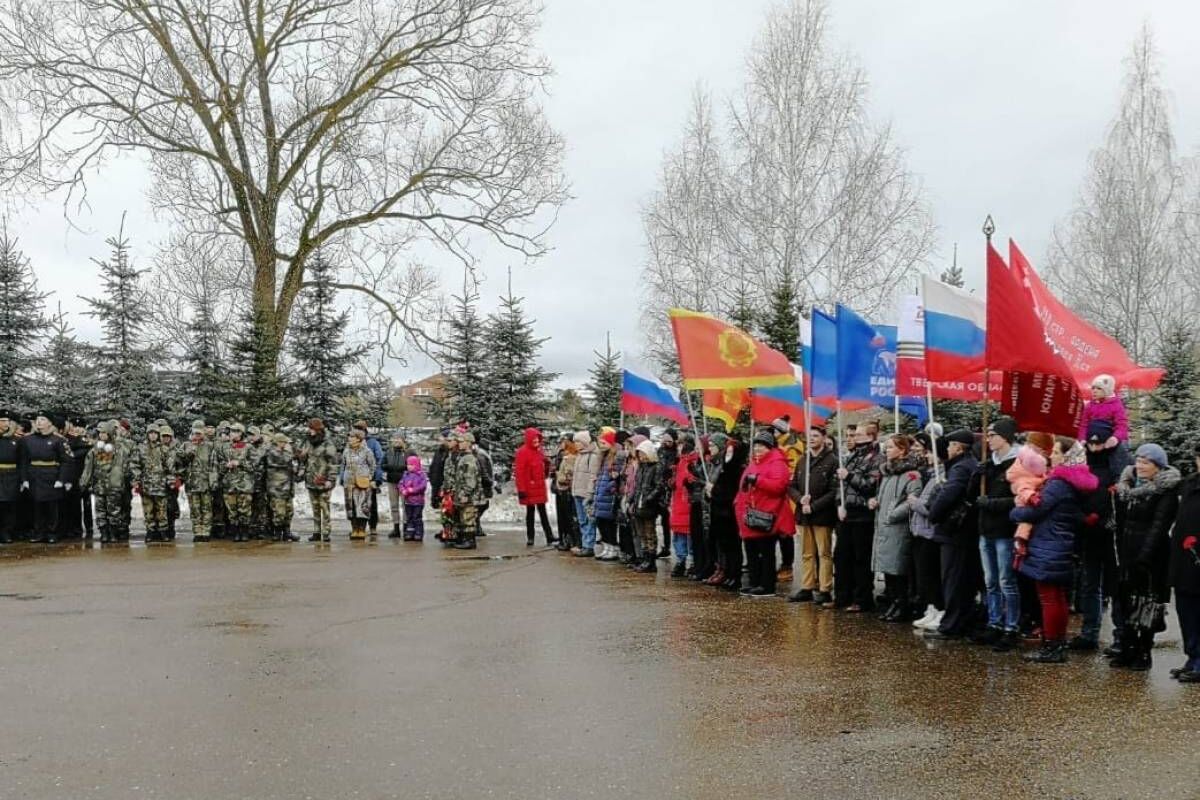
[398,456,428,541]
[1077,373,1129,446]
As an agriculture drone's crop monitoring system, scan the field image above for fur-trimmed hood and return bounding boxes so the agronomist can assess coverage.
[882,454,924,478]
[1116,464,1182,501]
[1049,463,1099,493]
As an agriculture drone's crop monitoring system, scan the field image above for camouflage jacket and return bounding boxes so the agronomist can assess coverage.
[81,443,134,495]
[177,440,217,493]
[263,445,296,499]
[133,442,178,497]
[215,440,262,494]
[452,449,481,506]
[298,434,339,491]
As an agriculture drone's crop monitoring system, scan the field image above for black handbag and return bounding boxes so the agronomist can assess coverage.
[743,507,776,532]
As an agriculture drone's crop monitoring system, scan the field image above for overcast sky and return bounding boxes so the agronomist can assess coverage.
[9,0,1200,389]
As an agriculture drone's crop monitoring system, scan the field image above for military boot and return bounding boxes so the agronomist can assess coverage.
[390,524,402,539]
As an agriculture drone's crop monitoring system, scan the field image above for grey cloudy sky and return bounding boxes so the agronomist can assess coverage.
[10,0,1200,388]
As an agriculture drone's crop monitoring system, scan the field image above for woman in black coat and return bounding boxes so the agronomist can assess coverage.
[1111,443,1181,671]
[1170,447,1200,683]
[707,434,747,593]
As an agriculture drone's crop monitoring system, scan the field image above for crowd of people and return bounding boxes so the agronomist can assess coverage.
[511,374,1200,681]
[0,411,449,546]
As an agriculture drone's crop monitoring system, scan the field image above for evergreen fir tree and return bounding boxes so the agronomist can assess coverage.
[0,224,50,411]
[479,278,558,460]
[287,251,365,425]
[761,272,800,360]
[584,334,622,430]
[82,220,160,419]
[1146,324,1200,472]
[727,279,758,336]
[361,377,396,429]
[37,304,98,415]
[439,286,491,432]
[180,277,228,420]
[225,307,294,424]
[940,244,964,288]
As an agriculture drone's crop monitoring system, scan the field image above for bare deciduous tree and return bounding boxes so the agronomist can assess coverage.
[1047,25,1193,364]
[641,0,933,369]
[0,0,567,383]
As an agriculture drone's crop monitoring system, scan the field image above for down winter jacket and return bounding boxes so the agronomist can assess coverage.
[734,446,795,540]
[872,456,923,575]
[788,447,839,528]
[709,441,748,527]
[1115,464,1182,602]
[1077,394,1130,443]
[1170,473,1200,595]
[571,443,601,500]
[1011,464,1098,584]
[669,450,701,533]
[840,442,882,522]
[513,428,549,506]
[592,452,621,522]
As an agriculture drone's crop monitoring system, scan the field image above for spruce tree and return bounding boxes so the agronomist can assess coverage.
[37,304,98,415]
[585,334,622,430]
[479,280,558,460]
[0,224,50,411]
[287,252,365,425]
[439,287,491,432]
[1146,324,1200,471]
[225,307,294,424]
[727,280,758,337]
[761,272,800,360]
[940,245,964,288]
[82,220,160,419]
[180,278,228,420]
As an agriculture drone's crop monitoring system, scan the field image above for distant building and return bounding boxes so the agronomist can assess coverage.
[399,373,446,402]
[395,373,446,428]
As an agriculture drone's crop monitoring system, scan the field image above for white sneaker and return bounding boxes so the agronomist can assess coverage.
[912,605,937,629]
[921,610,945,631]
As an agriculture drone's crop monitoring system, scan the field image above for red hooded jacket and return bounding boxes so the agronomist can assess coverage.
[513,427,549,506]
[734,446,795,540]
[669,450,700,533]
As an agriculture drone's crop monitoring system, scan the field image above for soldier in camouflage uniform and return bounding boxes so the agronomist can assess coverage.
[297,418,339,542]
[216,423,262,542]
[158,423,181,540]
[80,421,135,544]
[210,421,230,539]
[114,420,136,540]
[263,433,299,541]
[178,420,217,542]
[452,432,482,549]
[133,424,178,543]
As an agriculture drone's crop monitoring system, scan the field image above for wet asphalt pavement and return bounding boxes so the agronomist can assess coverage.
[3,525,1200,800]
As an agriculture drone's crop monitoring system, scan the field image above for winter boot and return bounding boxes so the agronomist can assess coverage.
[670,561,687,579]
[1023,640,1068,664]
[308,532,322,542]
[389,524,402,539]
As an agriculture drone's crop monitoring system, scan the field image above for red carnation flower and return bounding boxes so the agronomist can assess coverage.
[1184,536,1198,552]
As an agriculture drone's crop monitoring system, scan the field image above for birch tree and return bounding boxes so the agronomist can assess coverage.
[1047,25,1191,364]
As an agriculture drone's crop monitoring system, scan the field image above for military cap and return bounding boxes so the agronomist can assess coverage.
[247,425,261,437]
[456,431,476,444]
[159,426,174,438]
[260,423,274,435]
[272,432,290,445]
[191,420,206,433]
[146,423,160,435]
[229,422,246,434]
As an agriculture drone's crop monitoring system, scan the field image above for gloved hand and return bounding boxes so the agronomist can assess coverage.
[64,483,72,492]
[1084,512,1100,528]
[53,481,63,489]
[837,506,847,522]
[20,481,29,491]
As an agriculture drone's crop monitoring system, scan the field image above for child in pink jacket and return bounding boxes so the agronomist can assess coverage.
[1077,374,1128,446]
[1006,445,1048,551]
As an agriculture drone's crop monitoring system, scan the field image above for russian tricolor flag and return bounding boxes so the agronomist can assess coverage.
[621,364,690,426]
[921,275,987,383]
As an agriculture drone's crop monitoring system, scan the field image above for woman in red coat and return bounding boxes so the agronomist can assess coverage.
[734,430,796,597]
[668,435,702,578]
[514,427,556,546]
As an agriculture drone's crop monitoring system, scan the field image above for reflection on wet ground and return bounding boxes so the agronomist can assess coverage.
[2,525,1198,799]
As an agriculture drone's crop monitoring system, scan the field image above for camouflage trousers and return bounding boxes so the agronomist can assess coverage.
[251,491,269,535]
[268,496,293,529]
[308,489,332,536]
[188,492,212,539]
[95,492,127,538]
[142,495,169,536]
[636,517,658,557]
[224,493,253,527]
[211,490,226,536]
[167,488,180,534]
[455,504,478,543]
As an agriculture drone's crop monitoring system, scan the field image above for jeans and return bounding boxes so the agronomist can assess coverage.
[979,536,1021,631]
[574,496,596,550]
[673,532,690,563]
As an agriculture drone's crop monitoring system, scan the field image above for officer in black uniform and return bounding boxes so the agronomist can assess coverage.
[18,412,71,544]
[59,417,91,539]
[0,409,20,543]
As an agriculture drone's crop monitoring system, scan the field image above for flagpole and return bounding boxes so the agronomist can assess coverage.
[893,394,900,435]
[804,400,812,496]
[926,380,942,483]
[836,400,846,508]
[682,388,710,483]
[980,214,996,496]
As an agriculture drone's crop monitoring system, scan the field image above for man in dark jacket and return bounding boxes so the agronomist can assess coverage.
[656,431,679,559]
[382,433,416,538]
[0,410,20,543]
[708,435,747,592]
[1170,446,1200,682]
[473,439,494,538]
[834,425,882,610]
[926,429,980,639]
[428,428,452,509]
[972,417,1020,650]
[787,425,839,603]
[18,413,71,544]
